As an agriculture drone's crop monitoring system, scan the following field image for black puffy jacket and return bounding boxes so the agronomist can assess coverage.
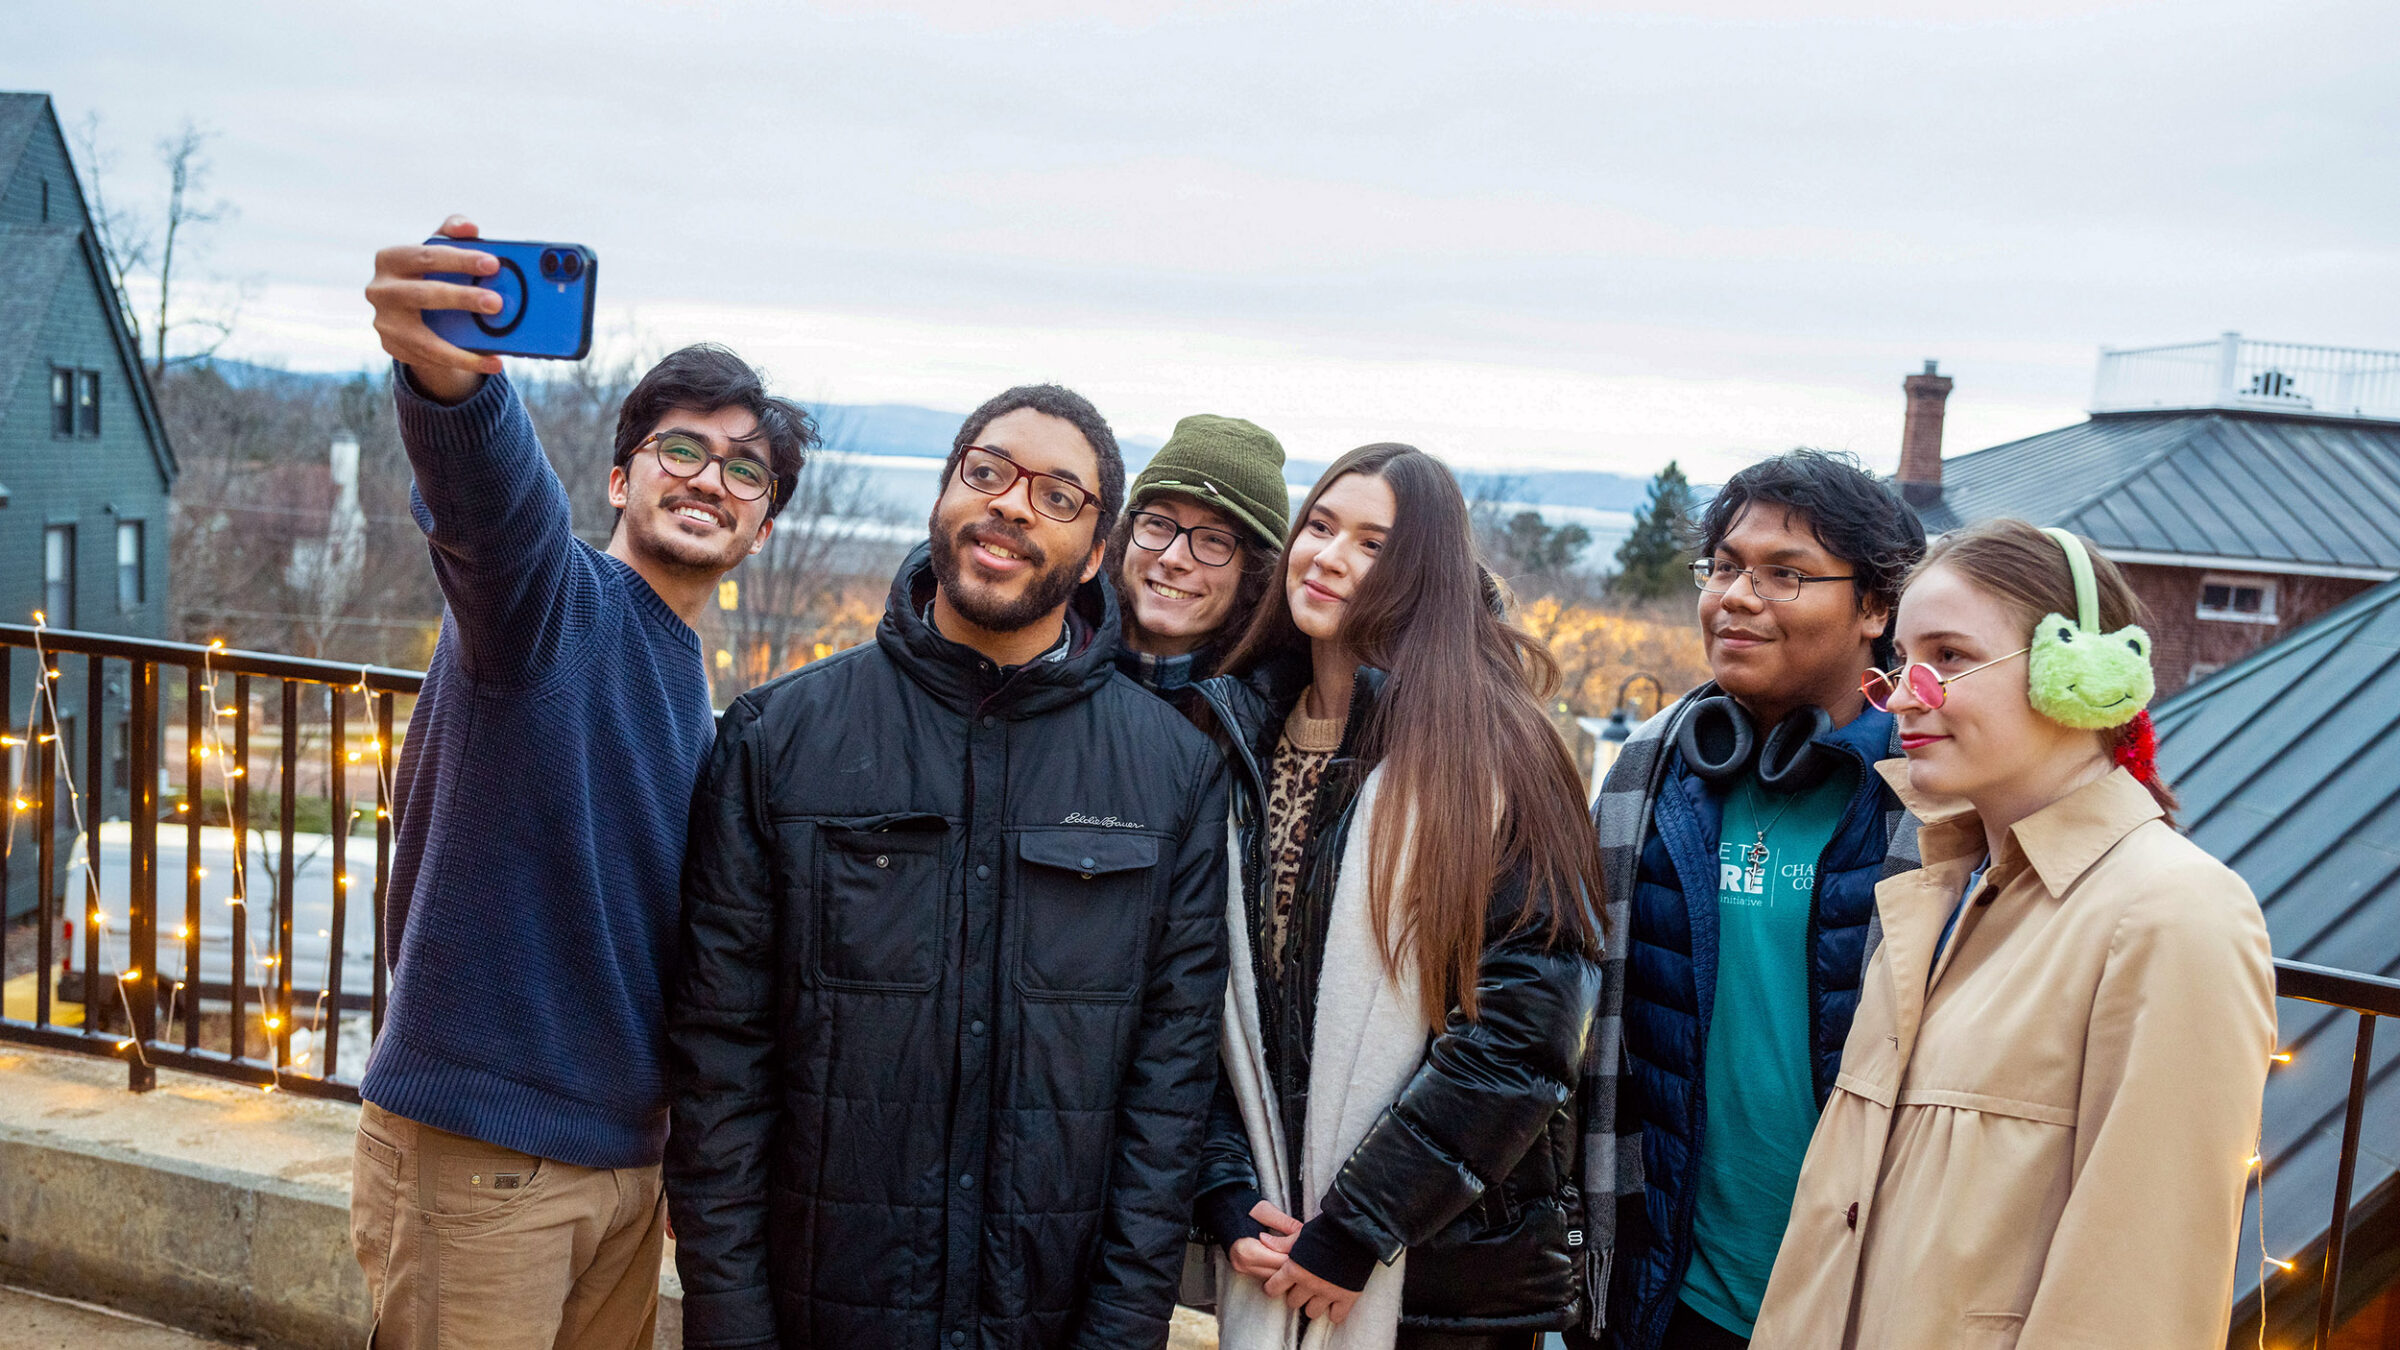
[1188,659,1603,1335]
[665,545,1232,1350]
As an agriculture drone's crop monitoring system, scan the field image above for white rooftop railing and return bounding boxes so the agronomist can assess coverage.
[2092,332,2400,423]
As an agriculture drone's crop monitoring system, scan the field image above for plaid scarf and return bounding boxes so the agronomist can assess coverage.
[1577,687,1921,1340]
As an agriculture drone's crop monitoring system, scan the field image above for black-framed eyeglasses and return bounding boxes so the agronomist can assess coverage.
[1128,510,1241,567]
[1690,558,1855,603]
[642,433,776,503]
[956,445,1098,524]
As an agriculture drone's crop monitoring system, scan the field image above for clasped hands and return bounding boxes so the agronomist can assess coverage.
[1227,1200,1362,1326]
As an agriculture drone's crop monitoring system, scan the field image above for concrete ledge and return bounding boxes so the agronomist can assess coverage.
[0,1130,365,1347]
[0,1046,372,1348]
[0,1045,1214,1349]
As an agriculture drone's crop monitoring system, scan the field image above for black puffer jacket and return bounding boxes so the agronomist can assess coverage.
[1189,659,1603,1335]
[666,545,1232,1350]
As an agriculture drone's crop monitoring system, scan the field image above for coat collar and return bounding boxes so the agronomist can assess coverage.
[1874,757,2163,896]
[875,541,1122,719]
[1113,645,1201,694]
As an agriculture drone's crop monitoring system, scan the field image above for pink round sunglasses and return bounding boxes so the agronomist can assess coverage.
[1861,647,2030,713]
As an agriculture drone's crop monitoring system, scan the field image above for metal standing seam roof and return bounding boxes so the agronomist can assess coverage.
[1919,411,2400,573]
[2150,577,2400,1299]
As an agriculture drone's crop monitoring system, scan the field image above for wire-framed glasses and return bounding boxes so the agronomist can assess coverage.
[1691,558,1856,603]
[1862,647,2031,712]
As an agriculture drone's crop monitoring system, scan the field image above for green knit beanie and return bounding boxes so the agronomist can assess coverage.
[1127,414,1291,552]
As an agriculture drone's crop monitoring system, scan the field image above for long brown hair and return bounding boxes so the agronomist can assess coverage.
[1913,518,2181,824]
[1225,444,1605,1027]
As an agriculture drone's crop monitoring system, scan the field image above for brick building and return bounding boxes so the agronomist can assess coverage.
[1896,335,2400,697]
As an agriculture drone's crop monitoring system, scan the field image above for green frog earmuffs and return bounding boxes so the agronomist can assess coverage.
[2026,527,2155,730]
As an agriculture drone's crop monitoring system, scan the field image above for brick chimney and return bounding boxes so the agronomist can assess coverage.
[1897,358,1952,507]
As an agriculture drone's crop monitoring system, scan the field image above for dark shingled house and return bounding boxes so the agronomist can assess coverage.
[1,91,176,921]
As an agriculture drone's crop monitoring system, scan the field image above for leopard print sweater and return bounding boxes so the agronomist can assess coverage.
[1264,695,1345,970]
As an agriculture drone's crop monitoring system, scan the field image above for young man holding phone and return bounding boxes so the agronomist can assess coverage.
[665,386,1232,1348]
[349,217,815,1349]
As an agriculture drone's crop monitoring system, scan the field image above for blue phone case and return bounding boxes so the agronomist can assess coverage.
[422,238,597,360]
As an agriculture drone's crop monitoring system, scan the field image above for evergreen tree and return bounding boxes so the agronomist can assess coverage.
[1612,461,1697,599]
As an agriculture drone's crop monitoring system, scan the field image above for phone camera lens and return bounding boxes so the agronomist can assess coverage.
[558,251,585,281]
[538,249,563,280]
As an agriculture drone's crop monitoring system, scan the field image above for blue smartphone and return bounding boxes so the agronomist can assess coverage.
[421,237,597,360]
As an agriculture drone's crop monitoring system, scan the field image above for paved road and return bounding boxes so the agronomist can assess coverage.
[0,1286,237,1349]
[60,822,381,1008]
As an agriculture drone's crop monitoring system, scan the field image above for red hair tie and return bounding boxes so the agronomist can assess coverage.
[2114,710,2159,783]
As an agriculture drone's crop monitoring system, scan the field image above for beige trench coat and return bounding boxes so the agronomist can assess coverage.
[1750,762,2275,1350]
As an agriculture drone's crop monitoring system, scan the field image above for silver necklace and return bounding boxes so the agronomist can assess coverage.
[1743,789,1801,890]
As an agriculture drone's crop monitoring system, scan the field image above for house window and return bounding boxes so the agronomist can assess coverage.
[2188,662,2225,686]
[2198,574,2277,623]
[44,526,74,628]
[117,522,145,608]
[50,369,99,438]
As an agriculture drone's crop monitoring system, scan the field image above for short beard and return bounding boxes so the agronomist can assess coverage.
[928,512,1086,633]
[624,495,756,579]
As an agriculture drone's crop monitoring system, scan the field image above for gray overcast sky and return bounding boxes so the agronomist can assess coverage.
[13,0,2398,479]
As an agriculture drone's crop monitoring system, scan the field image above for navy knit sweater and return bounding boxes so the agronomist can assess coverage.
[358,371,715,1169]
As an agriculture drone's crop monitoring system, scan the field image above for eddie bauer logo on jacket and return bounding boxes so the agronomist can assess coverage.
[1062,813,1147,829]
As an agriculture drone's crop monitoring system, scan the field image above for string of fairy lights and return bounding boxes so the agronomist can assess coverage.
[9,613,150,1066]
[7,611,395,1094]
[0,614,2328,1326]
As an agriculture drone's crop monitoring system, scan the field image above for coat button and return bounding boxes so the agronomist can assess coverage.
[950,1334,966,1347]
[1079,857,1096,871]
[1845,1202,1859,1229]
[959,1173,975,1190]
[976,864,991,880]
[981,715,995,728]
[970,1019,986,1036]
[875,855,889,869]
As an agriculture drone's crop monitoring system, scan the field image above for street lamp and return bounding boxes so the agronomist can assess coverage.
[1590,672,1666,790]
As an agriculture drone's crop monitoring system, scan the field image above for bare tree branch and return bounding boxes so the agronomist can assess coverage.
[71,112,152,354]
[153,120,234,377]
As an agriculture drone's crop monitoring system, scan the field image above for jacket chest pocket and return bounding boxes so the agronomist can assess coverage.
[1011,829,1161,1002]
[816,818,950,992]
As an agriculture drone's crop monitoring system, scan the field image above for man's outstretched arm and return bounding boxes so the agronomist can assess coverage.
[368,216,586,685]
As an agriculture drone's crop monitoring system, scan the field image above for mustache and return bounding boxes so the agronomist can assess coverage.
[959,519,1045,567]
[660,493,731,528]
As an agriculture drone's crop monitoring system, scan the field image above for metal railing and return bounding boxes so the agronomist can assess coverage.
[1,622,419,1102]
[3,628,2398,1339]
[2263,958,2400,1348]
[2093,332,2400,423]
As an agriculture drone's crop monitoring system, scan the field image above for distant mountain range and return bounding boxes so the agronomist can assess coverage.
[200,359,1661,519]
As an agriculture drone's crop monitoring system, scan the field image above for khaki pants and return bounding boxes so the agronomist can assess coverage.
[351,1102,666,1350]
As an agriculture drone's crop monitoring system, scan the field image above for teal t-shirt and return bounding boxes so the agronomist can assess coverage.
[1679,767,1853,1336]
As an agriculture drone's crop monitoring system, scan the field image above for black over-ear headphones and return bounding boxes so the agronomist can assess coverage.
[1674,696,1840,794]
